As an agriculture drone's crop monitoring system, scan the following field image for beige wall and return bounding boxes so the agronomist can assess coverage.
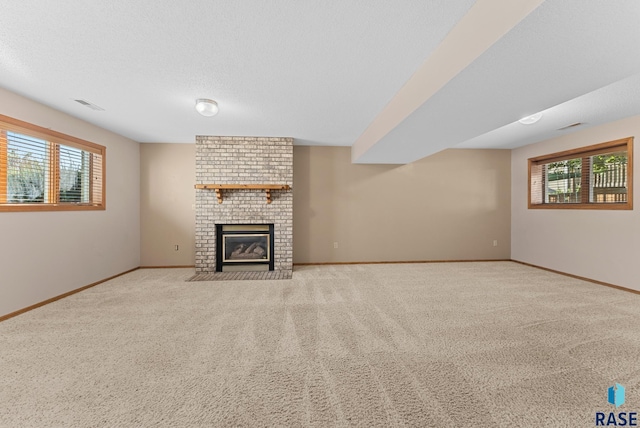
[140,143,195,266]
[512,114,640,291]
[295,146,511,263]
[139,145,511,266]
[0,87,140,318]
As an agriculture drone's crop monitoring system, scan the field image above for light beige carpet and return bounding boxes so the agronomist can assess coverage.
[0,262,639,427]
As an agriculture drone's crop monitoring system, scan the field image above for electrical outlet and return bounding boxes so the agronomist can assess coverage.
[333,242,339,249]
[493,240,498,247]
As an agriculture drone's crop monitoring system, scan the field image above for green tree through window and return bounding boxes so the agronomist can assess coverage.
[7,132,46,203]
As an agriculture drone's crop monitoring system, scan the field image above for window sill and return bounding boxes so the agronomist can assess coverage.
[0,204,105,212]
[528,203,632,210]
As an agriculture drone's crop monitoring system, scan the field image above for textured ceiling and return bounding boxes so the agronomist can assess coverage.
[354,0,640,163]
[0,0,474,145]
[1,1,640,164]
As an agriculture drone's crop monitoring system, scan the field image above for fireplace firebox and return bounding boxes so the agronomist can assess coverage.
[216,224,274,272]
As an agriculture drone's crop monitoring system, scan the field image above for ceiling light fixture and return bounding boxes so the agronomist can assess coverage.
[195,99,219,117]
[518,112,543,125]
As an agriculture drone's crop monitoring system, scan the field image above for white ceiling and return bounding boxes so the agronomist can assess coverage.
[1,1,640,164]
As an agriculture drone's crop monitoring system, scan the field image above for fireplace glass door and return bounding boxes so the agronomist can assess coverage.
[216,224,274,272]
[223,234,270,263]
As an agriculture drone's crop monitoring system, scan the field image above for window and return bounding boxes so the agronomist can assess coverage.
[0,114,105,212]
[529,137,633,210]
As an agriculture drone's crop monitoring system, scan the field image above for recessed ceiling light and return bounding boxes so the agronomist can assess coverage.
[518,112,543,125]
[195,99,219,117]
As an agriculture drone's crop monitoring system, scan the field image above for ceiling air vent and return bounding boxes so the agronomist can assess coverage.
[74,99,105,111]
[557,122,583,131]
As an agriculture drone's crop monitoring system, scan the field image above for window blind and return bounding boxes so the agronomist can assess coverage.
[5,131,48,203]
[528,137,632,209]
[0,114,106,211]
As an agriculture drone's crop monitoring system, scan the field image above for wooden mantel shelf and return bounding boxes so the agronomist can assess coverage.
[194,184,291,204]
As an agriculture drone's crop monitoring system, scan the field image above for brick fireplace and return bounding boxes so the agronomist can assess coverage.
[195,136,293,275]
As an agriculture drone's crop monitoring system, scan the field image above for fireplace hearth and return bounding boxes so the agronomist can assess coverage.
[216,224,274,272]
